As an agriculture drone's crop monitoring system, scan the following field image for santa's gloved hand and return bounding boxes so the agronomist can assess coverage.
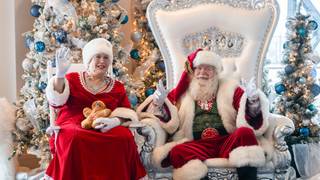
[94,117,121,133]
[153,79,169,106]
[244,78,259,102]
[244,78,261,117]
[55,46,71,78]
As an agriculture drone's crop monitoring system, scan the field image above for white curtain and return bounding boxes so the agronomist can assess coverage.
[293,143,320,179]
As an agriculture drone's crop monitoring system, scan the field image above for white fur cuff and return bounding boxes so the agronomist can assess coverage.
[110,107,139,126]
[46,77,70,107]
[173,159,208,180]
[229,145,266,167]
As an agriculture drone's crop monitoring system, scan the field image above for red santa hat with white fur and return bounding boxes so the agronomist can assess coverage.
[82,38,113,69]
[167,49,222,103]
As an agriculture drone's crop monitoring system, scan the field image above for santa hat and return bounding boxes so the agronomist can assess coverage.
[82,38,113,68]
[167,49,222,104]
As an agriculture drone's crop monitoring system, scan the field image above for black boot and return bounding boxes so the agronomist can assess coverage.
[236,166,257,180]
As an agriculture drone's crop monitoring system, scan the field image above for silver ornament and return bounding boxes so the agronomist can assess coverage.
[22,58,35,72]
[131,31,142,43]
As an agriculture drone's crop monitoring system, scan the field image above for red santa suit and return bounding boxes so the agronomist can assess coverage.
[137,49,270,179]
[45,72,146,180]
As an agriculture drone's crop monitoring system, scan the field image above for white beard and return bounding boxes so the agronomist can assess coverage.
[189,76,219,101]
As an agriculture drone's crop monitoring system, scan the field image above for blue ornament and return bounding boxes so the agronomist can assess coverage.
[298,77,306,84]
[113,68,120,76]
[130,49,140,60]
[156,61,165,72]
[30,5,42,17]
[311,67,317,78]
[34,41,46,52]
[145,88,155,97]
[53,29,67,44]
[307,104,316,111]
[24,36,34,49]
[275,83,286,95]
[121,15,129,24]
[284,65,294,75]
[96,0,105,3]
[297,26,307,37]
[299,127,310,137]
[308,20,318,30]
[128,93,138,107]
[38,82,47,91]
[311,84,320,96]
[112,0,120,2]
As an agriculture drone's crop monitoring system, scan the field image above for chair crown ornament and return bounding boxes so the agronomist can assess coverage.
[147,0,280,90]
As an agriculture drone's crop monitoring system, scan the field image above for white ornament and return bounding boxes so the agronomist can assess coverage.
[131,31,142,43]
[22,58,35,72]
[87,15,97,26]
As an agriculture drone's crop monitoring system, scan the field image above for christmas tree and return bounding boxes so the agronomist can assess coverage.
[128,0,166,107]
[13,0,133,167]
[274,11,320,143]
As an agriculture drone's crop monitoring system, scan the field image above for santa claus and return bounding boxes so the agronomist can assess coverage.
[138,49,270,180]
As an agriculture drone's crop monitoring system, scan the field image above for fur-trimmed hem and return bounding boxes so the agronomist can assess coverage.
[46,77,70,107]
[229,145,266,167]
[204,158,233,168]
[216,78,239,134]
[173,159,208,180]
[152,138,188,168]
[236,90,269,136]
[137,95,180,134]
[110,107,138,126]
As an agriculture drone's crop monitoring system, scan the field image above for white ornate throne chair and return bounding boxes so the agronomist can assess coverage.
[136,0,296,179]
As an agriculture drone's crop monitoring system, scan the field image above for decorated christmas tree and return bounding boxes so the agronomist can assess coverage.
[274,11,320,143]
[13,0,134,167]
[128,0,166,107]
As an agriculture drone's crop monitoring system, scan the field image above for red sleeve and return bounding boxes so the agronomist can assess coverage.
[232,87,244,111]
[117,81,131,108]
[233,86,263,130]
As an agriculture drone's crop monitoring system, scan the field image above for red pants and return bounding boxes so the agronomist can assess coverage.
[162,127,258,168]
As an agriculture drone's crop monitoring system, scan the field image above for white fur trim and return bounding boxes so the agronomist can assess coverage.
[82,38,113,68]
[0,98,16,180]
[152,141,177,168]
[152,138,188,169]
[216,78,239,134]
[173,92,195,140]
[204,158,233,168]
[110,107,138,126]
[193,51,222,73]
[173,159,208,180]
[236,90,269,136]
[46,77,70,107]
[229,145,266,167]
[137,95,180,134]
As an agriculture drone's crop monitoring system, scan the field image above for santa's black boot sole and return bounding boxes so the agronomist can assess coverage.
[237,166,257,180]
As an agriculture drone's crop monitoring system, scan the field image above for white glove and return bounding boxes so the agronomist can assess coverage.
[244,78,259,101]
[153,79,169,106]
[94,117,121,133]
[243,78,261,117]
[55,46,71,78]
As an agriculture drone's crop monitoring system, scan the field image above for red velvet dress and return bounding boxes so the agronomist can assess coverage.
[45,72,146,180]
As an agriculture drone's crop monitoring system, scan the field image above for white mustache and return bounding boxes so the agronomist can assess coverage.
[196,75,209,79]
